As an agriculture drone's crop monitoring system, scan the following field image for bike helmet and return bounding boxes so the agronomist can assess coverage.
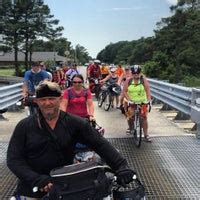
[112,178,146,200]
[94,59,101,64]
[130,65,141,74]
[110,67,116,73]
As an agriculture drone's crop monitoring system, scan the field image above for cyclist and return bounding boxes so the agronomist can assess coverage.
[40,62,53,81]
[123,65,152,142]
[100,67,121,108]
[65,64,80,88]
[87,59,102,92]
[7,80,134,199]
[60,74,94,120]
[100,63,109,79]
[60,74,95,161]
[22,61,49,115]
[115,64,124,78]
[118,66,132,113]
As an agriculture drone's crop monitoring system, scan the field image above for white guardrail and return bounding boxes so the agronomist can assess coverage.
[148,78,200,138]
[0,78,200,138]
[0,83,23,110]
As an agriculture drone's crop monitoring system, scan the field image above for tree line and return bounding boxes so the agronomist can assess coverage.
[97,0,200,86]
[0,0,91,76]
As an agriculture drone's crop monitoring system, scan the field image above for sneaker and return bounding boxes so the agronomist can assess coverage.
[144,135,152,142]
[126,128,131,135]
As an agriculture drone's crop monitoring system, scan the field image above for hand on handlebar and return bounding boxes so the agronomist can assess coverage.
[148,100,152,112]
[115,168,136,187]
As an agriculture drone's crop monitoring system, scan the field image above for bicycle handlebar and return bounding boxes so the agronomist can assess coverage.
[127,100,152,112]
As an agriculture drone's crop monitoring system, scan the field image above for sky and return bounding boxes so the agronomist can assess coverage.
[44,0,178,58]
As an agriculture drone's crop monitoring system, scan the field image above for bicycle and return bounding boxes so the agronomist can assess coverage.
[89,77,102,99]
[98,84,109,108]
[103,83,121,111]
[127,101,151,148]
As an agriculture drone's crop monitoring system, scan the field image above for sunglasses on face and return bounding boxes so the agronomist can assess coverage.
[132,72,140,75]
[73,81,83,84]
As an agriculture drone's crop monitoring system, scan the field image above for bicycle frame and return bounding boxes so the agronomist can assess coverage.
[128,102,145,147]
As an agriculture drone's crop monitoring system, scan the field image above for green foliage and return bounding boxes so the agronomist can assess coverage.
[96,0,200,86]
[0,68,15,76]
[183,76,200,87]
[0,0,64,74]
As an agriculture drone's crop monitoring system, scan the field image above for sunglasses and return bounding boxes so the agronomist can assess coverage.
[73,81,83,84]
[132,72,140,75]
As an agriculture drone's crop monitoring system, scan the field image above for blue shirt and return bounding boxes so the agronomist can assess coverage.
[24,70,49,95]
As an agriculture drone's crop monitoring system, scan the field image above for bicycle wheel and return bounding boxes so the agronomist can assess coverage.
[132,112,142,147]
[94,85,101,100]
[104,93,111,111]
[98,91,105,107]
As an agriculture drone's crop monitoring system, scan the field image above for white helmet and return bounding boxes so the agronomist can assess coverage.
[94,59,101,64]
[110,67,116,73]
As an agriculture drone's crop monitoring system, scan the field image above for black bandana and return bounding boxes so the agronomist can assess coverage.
[36,85,61,98]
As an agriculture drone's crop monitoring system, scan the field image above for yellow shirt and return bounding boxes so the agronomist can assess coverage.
[127,80,147,103]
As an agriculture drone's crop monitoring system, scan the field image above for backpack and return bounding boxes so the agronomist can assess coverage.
[68,87,88,101]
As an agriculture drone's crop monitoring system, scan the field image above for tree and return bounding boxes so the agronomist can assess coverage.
[0,0,64,74]
[0,0,24,75]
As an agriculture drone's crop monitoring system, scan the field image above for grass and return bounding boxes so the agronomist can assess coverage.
[0,69,15,76]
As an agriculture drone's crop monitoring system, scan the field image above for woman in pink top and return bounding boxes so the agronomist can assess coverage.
[60,74,95,121]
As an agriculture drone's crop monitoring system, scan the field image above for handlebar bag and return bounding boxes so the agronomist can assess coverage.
[48,160,111,200]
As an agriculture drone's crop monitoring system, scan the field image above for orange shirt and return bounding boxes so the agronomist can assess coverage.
[115,67,124,77]
[101,65,109,75]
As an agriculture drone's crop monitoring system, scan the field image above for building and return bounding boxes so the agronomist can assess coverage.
[0,51,66,66]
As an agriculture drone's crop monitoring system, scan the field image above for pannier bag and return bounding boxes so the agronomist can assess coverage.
[48,161,112,200]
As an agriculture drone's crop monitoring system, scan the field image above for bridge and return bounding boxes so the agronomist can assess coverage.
[0,67,200,199]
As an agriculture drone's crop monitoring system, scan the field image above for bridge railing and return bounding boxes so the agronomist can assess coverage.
[148,78,200,138]
[0,78,200,138]
[0,83,23,111]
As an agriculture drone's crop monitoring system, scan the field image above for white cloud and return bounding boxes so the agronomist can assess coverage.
[166,0,178,5]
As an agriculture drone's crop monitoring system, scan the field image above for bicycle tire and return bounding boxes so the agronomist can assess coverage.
[98,91,105,107]
[104,93,111,111]
[94,85,101,100]
[132,112,142,147]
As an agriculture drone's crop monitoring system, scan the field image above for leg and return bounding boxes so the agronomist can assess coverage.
[141,105,151,142]
[116,95,120,108]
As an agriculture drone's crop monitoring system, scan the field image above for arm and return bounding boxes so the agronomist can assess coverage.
[60,90,69,112]
[22,71,30,97]
[100,74,111,83]
[143,75,151,101]
[117,74,124,85]
[87,98,94,119]
[22,82,29,98]
[7,120,52,191]
[123,78,131,101]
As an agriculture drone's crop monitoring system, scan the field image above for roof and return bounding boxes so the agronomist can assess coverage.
[0,51,66,62]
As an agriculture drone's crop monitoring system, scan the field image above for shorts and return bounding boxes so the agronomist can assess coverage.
[126,104,148,119]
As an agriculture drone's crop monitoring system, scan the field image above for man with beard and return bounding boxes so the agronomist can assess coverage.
[7,80,135,200]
